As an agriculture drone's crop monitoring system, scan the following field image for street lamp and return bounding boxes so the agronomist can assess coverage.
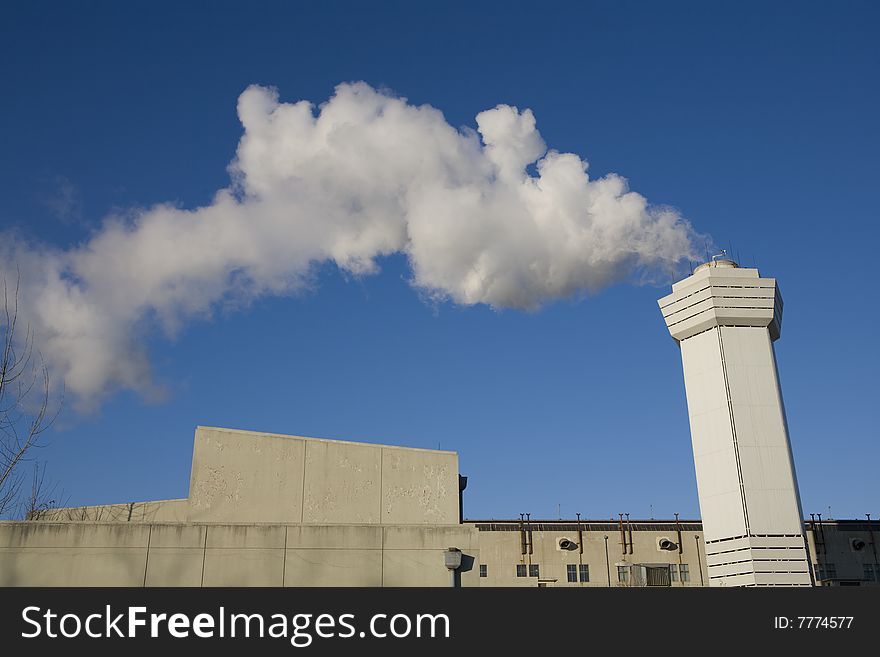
[444,547,462,588]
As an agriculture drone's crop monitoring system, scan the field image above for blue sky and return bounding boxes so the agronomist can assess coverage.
[1,1,877,521]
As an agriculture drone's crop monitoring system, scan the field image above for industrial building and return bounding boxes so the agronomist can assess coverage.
[472,516,878,587]
[0,260,876,587]
[0,425,877,587]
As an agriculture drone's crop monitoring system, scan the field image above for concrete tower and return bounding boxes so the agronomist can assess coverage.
[658,258,812,587]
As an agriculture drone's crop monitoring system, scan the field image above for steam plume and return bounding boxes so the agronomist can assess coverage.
[1,82,703,406]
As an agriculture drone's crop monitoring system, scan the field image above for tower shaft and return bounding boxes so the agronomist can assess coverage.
[659,261,812,587]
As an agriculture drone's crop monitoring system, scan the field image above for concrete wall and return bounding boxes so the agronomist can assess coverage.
[0,522,480,587]
[0,427,473,586]
[187,427,459,525]
[33,427,460,528]
[3,518,876,587]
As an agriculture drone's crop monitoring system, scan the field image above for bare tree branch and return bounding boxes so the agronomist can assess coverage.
[23,462,67,520]
[0,274,64,517]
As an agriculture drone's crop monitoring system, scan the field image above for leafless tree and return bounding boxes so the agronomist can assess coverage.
[0,275,62,518]
[23,461,67,520]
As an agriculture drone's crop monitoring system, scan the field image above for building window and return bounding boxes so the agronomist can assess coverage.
[579,564,590,582]
[617,565,629,583]
[817,563,837,580]
[529,564,540,578]
[670,564,679,581]
[516,564,527,578]
[567,564,577,582]
[480,564,488,578]
[679,564,690,582]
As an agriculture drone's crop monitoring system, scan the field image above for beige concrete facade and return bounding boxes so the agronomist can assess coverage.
[0,521,479,587]
[474,520,707,587]
[188,427,459,525]
[0,427,477,587]
[4,514,875,587]
[35,426,460,529]
[1,426,875,587]
[473,519,880,588]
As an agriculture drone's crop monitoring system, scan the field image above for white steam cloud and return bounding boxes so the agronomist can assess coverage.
[2,82,703,407]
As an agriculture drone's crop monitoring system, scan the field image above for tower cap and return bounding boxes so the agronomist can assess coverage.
[693,259,739,273]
